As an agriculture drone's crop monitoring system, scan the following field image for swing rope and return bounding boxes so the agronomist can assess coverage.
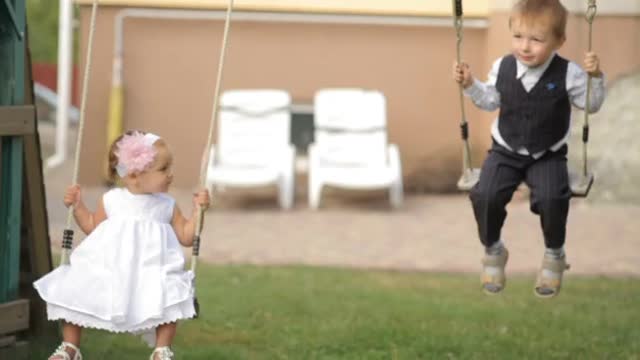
[60,0,100,266]
[452,0,473,176]
[582,0,597,177]
[191,0,235,275]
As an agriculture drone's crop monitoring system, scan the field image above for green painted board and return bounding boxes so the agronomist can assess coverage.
[0,0,25,304]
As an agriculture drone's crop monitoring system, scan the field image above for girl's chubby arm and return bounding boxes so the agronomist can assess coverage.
[171,189,211,247]
[63,184,107,234]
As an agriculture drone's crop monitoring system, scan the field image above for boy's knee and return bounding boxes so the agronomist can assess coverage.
[540,188,570,203]
[470,186,503,209]
[532,193,569,213]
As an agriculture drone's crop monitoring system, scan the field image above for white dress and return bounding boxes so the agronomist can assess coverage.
[34,188,195,334]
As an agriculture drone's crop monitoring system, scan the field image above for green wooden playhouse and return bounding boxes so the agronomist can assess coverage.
[1,0,58,357]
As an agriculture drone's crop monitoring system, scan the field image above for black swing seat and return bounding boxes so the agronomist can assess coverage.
[457,168,594,197]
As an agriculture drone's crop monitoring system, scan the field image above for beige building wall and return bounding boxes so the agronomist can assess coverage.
[75,4,640,191]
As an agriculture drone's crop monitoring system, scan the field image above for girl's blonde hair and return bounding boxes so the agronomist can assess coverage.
[510,0,568,40]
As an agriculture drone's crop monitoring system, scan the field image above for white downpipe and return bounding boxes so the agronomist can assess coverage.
[47,0,74,169]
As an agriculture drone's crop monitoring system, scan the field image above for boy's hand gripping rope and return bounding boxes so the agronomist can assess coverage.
[582,0,597,177]
[190,0,235,316]
[60,0,100,266]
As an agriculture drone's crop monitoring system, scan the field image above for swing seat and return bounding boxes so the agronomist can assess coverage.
[457,169,593,197]
[457,167,481,191]
[569,171,594,198]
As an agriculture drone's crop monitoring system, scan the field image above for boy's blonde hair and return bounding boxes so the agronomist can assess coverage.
[510,0,568,40]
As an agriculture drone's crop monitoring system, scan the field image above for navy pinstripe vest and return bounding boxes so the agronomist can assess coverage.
[496,54,570,154]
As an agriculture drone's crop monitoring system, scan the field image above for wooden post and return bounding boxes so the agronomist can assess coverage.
[1,1,58,354]
[21,27,58,341]
[0,0,26,306]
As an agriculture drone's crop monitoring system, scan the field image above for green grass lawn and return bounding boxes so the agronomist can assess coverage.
[31,265,640,359]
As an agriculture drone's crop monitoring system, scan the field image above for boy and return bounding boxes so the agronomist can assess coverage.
[453,0,605,297]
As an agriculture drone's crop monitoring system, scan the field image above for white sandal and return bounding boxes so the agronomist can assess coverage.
[481,247,509,294]
[48,342,82,360]
[534,253,570,298]
[149,346,174,360]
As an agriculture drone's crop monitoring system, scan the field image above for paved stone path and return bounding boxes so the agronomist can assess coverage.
[40,122,639,276]
[44,161,640,276]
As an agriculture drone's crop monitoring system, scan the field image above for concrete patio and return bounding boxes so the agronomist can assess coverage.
[41,137,640,276]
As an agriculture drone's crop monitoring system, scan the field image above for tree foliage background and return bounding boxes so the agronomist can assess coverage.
[26,0,77,63]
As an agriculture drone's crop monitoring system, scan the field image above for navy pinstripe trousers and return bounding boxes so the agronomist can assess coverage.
[470,141,571,249]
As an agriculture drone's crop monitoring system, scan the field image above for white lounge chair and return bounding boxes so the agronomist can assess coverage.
[206,89,295,209]
[308,88,403,209]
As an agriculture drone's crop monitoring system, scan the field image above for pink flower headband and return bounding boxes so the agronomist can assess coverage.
[114,132,161,177]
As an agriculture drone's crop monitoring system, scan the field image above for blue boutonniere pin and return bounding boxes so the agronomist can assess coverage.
[546,82,557,91]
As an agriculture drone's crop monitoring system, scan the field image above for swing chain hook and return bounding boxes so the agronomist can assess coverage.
[454,17,463,43]
[586,0,597,24]
[454,17,463,32]
[453,0,463,49]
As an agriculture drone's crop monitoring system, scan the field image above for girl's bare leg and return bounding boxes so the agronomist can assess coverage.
[49,322,82,359]
[62,322,82,345]
[155,322,177,347]
[151,323,177,359]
